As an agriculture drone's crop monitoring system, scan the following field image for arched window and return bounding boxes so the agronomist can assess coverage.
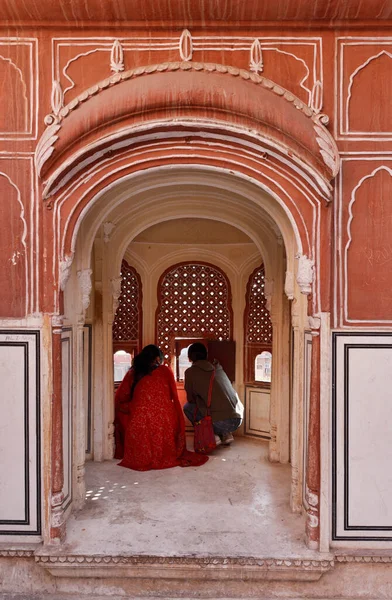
[112,260,142,380]
[244,264,273,383]
[156,262,232,362]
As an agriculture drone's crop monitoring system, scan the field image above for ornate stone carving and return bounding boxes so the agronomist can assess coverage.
[310,80,323,114]
[51,490,65,530]
[35,553,334,571]
[313,114,339,178]
[103,221,115,243]
[0,549,35,557]
[43,62,325,129]
[250,39,263,74]
[284,270,295,300]
[59,253,74,291]
[308,315,321,330]
[264,277,274,312]
[111,276,122,314]
[296,254,314,294]
[35,121,61,175]
[110,40,124,73]
[179,29,193,61]
[77,268,93,313]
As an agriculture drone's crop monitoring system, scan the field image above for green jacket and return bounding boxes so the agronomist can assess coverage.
[184,360,243,422]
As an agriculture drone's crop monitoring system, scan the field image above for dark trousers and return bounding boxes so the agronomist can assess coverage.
[183,402,242,436]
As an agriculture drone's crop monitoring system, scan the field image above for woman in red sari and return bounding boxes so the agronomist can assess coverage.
[114,345,208,471]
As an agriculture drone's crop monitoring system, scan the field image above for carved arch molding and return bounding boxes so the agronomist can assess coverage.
[36,61,340,315]
[36,61,339,200]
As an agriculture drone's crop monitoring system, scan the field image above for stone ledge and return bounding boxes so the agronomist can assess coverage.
[34,552,334,582]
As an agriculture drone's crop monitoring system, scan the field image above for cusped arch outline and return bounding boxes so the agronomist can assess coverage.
[344,165,392,323]
[36,61,339,200]
[346,50,392,133]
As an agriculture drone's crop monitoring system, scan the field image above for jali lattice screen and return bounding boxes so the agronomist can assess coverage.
[156,262,232,360]
[244,264,273,381]
[112,260,142,346]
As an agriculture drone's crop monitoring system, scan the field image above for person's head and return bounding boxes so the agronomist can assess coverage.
[130,345,164,398]
[136,344,164,368]
[188,342,207,363]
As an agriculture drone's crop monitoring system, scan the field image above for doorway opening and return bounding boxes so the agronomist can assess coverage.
[60,166,311,555]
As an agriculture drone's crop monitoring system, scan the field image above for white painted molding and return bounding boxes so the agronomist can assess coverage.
[296,253,314,295]
[250,39,263,74]
[110,40,124,73]
[51,80,64,117]
[313,116,339,178]
[179,29,193,61]
[310,80,323,114]
[77,268,93,313]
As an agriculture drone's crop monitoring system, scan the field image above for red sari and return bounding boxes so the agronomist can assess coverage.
[115,365,208,471]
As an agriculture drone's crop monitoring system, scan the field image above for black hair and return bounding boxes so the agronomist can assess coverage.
[188,342,207,362]
[130,344,164,398]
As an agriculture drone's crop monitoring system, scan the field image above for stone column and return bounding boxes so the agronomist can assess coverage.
[289,297,304,512]
[50,316,65,543]
[73,319,86,509]
[305,319,321,549]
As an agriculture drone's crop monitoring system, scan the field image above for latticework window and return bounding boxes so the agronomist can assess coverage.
[156,262,232,360]
[112,260,142,351]
[244,264,273,382]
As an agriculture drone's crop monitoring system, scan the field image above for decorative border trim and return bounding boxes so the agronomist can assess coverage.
[46,61,319,126]
[336,554,392,564]
[35,553,334,569]
[332,332,392,541]
[0,549,35,557]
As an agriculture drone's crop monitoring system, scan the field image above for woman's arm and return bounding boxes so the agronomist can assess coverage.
[114,369,134,413]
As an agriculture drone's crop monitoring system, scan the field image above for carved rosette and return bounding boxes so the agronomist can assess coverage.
[296,254,314,295]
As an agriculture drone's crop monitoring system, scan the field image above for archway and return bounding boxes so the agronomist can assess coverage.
[37,62,338,550]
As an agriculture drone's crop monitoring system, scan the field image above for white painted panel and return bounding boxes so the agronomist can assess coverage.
[0,346,26,520]
[245,386,270,438]
[333,333,392,542]
[0,330,40,537]
[348,346,392,527]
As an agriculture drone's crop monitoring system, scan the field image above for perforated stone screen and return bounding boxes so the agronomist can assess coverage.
[245,265,272,344]
[112,260,142,343]
[156,262,232,360]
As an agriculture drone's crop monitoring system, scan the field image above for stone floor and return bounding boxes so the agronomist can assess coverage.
[63,437,316,559]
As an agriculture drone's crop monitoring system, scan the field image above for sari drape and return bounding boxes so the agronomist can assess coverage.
[115,365,208,471]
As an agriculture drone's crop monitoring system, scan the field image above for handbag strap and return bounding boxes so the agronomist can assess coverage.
[206,368,215,414]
